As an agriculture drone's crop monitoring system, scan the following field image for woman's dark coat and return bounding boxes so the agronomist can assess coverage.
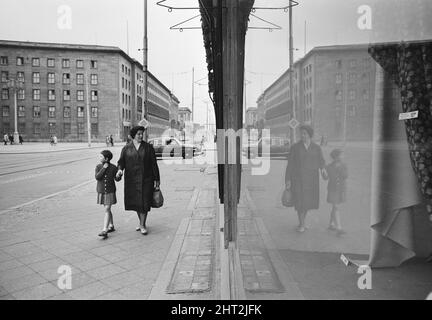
[117,141,160,212]
[285,141,325,212]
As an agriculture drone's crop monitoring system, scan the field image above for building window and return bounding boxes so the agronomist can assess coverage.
[63,90,71,101]
[122,78,124,89]
[48,106,56,118]
[47,58,55,67]
[128,69,130,76]
[349,89,356,100]
[48,90,56,101]
[16,57,24,66]
[2,106,9,117]
[91,123,98,136]
[1,71,8,83]
[122,108,125,119]
[32,58,40,67]
[77,90,84,101]
[348,105,356,117]
[91,90,98,101]
[2,89,9,100]
[33,89,41,101]
[0,56,8,65]
[18,106,25,117]
[77,74,84,85]
[64,123,71,135]
[17,89,25,100]
[62,59,70,68]
[91,107,98,118]
[76,60,84,68]
[77,106,84,118]
[335,73,342,84]
[78,123,85,135]
[122,65,125,73]
[348,73,357,83]
[63,106,71,118]
[48,122,56,134]
[17,72,25,82]
[48,73,55,84]
[33,106,41,118]
[63,73,71,84]
[32,72,40,84]
[33,123,41,134]
[362,89,370,100]
[335,90,342,101]
[122,93,125,104]
[91,60,97,69]
[90,74,98,85]
[18,122,25,133]
[128,95,130,106]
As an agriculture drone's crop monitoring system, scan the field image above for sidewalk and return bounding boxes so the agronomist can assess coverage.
[0,162,218,300]
[0,142,112,154]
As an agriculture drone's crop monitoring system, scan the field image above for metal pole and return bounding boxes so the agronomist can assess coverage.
[192,67,195,122]
[289,3,296,142]
[13,82,19,143]
[86,73,91,147]
[143,0,149,140]
[343,72,348,145]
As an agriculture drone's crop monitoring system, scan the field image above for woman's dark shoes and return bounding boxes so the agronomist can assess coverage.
[107,226,116,233]
[98,231,108,239]
[140,227,148,235]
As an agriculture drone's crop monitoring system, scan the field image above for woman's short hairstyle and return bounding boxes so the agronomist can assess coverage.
[330,148,343,160]
[300,124,314,138]
[130,126,145,139]
[101,150,113,161]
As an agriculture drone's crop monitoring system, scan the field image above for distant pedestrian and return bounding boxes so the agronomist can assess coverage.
[95,150,121,239]
[9,134,14,145]
[106,135,110,147]
[116,126,160,235]
[110,134,114,147]
[53,135,57,145]
[323,148,348,236]
[285,125,326,233]
[50,136,54,146]
[3,133,8,145]
[19,135,23,145]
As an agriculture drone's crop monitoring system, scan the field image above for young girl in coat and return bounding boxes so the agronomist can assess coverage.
[95,150,121,239]
[323,148,348,236]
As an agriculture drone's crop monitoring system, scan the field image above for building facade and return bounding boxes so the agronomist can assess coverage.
[256,44,377,142]
[0,40,178,142]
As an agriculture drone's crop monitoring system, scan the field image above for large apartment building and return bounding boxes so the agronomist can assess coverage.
[257,44,379,142]
[0,40,179,142]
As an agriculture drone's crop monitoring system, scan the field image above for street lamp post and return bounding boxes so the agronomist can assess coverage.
[6,78,24,144]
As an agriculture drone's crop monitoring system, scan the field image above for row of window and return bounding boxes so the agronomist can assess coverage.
[1,71,98,85]
[335,89,370,101]
[1,105,98,118]
[0,56,97,69]
[335,58,371,69]
[2,122,99,135]
[122,93,131,106]
[121,64,131,76]
[335,72,369,84]
[1,88,98,101]
[122,108,132,121]
[122,77,131,91]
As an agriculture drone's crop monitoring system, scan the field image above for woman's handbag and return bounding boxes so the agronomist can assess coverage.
[151,187,164,208]
[281,188,294,207]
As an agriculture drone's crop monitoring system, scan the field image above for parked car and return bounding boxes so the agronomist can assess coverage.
[149,137,198,159]
[243,137,290,158]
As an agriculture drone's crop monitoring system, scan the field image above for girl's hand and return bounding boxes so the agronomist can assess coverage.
[103,163,109,169]
[116,170,123,179]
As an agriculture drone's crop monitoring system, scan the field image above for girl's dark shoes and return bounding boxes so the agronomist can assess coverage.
[98,231,108,239]
[107,226,116,233]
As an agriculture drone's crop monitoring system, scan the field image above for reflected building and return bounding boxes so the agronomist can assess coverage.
[256,44,378,142]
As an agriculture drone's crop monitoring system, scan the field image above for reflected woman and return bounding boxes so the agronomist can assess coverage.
[285,125,326,233]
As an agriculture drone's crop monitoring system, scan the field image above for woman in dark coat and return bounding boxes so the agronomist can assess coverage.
[116,126,160,235]
[285,125,326,233]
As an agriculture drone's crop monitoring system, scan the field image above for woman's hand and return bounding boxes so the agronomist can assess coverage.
[116,170,123,179]
[154,180,160,190]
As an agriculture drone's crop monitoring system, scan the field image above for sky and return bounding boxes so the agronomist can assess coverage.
[0,0,424,125]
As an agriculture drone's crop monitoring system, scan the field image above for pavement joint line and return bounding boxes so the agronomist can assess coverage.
[186,188,200,211]
[0,179,93,215]
[0,157,94,177]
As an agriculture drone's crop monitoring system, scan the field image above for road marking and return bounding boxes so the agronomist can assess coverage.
[0,171,51,185]
[0,179,93,215]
